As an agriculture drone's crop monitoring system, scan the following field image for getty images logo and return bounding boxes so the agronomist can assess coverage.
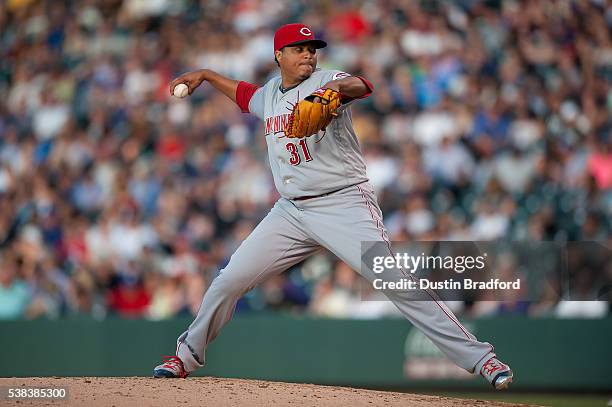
[372,252,488,274]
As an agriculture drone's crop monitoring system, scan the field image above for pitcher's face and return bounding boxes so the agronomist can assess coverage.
[276,43,318,81]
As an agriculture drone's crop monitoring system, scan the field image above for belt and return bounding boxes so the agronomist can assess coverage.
[291,182,365,201]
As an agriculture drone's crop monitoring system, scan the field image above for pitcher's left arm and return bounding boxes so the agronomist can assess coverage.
[322,76,374,101]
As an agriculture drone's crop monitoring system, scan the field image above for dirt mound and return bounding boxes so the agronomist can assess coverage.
[0,377,537,407]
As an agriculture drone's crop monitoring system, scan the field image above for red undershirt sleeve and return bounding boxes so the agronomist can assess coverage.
[235,81,260,113]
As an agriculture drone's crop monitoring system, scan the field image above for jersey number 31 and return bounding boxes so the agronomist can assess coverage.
[286,139,313,166]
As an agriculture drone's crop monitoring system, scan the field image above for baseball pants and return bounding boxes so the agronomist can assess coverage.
[176,182,495,373]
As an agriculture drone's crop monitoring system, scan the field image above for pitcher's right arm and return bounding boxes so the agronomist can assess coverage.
[169,69,261,117]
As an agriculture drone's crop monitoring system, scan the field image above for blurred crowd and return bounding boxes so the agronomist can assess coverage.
[0,0,610,320]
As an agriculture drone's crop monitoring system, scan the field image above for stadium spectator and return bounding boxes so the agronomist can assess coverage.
[0,0,610,319]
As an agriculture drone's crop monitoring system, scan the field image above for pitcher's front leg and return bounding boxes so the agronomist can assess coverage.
[153,201,319,377]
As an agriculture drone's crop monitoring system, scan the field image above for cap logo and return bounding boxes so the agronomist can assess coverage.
[300,27,312,36]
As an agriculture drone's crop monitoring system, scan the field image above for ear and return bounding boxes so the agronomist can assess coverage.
[275,50,283,64]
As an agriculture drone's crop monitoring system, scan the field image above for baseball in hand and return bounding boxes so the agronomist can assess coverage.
[173,83,189,98]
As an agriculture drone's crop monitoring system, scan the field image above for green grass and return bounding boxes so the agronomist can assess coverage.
[426,392,611,407]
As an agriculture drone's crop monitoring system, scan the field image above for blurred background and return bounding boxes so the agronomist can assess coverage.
[0,0,611,403]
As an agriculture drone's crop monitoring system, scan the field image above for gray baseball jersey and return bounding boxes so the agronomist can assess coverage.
[169,68,498,380]
[248,69,368,199]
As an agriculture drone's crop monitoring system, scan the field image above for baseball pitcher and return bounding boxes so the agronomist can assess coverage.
[153,23,513,390]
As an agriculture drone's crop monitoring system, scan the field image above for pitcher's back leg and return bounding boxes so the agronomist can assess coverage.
[302,183,496,373]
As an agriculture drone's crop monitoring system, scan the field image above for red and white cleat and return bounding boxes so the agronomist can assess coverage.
[153,356,189,378]
[480,356,513,390]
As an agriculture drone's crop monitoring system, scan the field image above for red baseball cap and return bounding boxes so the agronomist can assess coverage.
[274,23,327,52]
